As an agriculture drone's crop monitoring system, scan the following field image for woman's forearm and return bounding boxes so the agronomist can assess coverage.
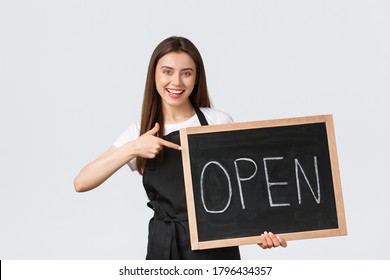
[73,143,136,192]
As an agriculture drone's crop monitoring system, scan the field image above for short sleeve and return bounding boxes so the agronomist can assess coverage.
[112,122,140,171]
[200,107,234,125]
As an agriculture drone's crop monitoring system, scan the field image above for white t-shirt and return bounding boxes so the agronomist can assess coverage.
[112,107,233,171]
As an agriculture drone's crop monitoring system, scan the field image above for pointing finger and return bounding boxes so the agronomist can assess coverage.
[159,138,182,150]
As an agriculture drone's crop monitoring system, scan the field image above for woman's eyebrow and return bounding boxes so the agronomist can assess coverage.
[160,66,194,71]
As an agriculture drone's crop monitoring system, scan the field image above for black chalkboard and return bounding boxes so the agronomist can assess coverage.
[180,115,347,250]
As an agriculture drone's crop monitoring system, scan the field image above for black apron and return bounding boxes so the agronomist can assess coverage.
[143,107,241,260]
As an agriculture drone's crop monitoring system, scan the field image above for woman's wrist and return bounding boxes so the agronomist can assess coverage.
[122,140,139,161]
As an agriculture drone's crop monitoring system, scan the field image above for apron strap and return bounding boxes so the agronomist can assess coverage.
[193,106,208,126]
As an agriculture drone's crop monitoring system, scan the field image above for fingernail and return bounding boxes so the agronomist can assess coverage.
[178,146,182,150]
[264,231,268,235]
[276,236,281,240]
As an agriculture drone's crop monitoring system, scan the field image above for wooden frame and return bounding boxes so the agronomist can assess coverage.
[180,114,347,250]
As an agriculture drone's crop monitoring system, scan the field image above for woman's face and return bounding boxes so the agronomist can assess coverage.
[155,51,196,111]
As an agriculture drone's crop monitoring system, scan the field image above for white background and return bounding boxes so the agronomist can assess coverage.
[1,0,389,259]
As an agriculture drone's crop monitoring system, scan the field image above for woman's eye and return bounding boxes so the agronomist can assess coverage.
[182,71,191,76]
[163,70,172,75]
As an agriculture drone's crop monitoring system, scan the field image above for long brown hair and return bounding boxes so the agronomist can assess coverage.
[136,36,212,174]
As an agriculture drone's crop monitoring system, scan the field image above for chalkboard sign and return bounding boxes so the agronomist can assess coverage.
[180,115,347,250]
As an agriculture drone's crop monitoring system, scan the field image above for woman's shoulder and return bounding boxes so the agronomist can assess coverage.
[199,107,234,125]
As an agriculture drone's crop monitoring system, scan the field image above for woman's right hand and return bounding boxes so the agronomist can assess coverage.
[132,123,181,159]
[74,123,180,192]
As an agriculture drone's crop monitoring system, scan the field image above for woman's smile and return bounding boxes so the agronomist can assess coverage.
[166,88,185,94]
[166,88,185,99]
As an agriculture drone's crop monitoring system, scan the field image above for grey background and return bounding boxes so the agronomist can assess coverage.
[1,0,389,259]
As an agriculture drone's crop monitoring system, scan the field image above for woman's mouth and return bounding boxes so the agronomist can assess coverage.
[166,88,185,98]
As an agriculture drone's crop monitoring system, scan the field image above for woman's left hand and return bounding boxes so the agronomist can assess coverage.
[258,231,287,249]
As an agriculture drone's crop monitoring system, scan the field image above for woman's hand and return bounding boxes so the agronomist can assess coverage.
[258,231,287,249]
[132,123,181,159]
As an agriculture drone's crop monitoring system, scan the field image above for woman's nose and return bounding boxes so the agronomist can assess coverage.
[171,73,182,86]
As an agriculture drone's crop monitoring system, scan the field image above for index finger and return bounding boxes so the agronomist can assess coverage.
[159,138,182,150]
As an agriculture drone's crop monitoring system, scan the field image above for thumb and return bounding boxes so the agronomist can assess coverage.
[146,122,160,135]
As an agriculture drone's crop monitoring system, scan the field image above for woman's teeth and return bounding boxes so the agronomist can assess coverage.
[167,89,184,95]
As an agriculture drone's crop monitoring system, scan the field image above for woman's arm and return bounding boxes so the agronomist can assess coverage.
[73,144,136,192]
[73,123,180,192]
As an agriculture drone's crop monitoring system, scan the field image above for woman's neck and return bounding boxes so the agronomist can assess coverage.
[163,103,196,124]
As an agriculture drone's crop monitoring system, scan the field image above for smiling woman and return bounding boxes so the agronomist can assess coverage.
[73,36,287,260]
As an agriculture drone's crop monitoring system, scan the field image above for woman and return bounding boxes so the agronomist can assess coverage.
[74,36,287,259]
